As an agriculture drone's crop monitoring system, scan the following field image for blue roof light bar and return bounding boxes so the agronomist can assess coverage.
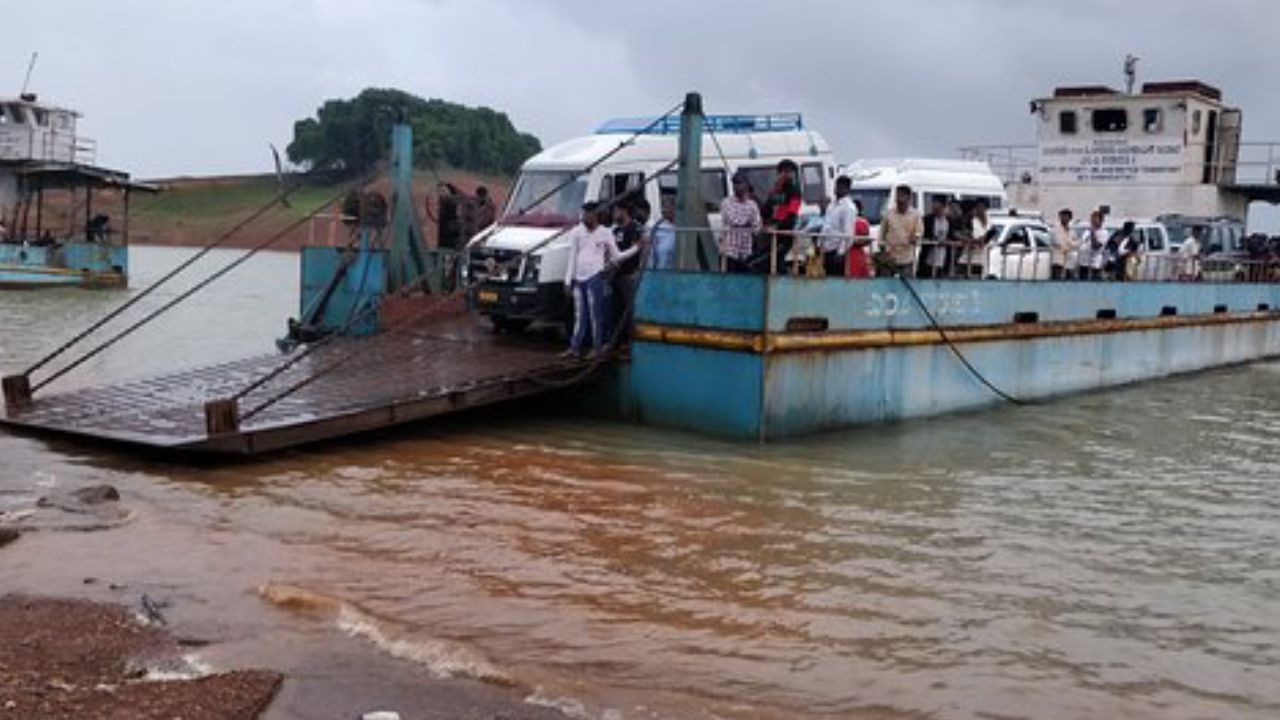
[595,113,804,135]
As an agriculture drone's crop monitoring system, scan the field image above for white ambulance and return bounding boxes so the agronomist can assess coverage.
[464,114,836,331]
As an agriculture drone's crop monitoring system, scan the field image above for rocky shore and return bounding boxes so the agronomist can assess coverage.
[0,484,572,720]
[0,594,282,719]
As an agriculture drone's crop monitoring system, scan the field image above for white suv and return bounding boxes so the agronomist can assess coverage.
[983,216,1054,280]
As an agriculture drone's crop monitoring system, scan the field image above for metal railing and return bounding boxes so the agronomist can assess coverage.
[662,226,1280,284]
[0,127,98,165]
[959,144,1038,186]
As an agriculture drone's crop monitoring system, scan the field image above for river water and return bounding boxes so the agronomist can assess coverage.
[2,246,1279,720]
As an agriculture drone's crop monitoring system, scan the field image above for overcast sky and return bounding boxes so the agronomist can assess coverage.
[5,0,1280,180]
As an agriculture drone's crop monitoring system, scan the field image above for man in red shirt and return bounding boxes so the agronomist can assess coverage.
[847,200,872,278]
[764,159,802,273]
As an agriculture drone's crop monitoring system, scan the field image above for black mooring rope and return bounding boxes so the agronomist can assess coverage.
[897,275,1025,405]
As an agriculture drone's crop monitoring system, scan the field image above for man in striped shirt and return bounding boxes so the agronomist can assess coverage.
[719,173,762,273]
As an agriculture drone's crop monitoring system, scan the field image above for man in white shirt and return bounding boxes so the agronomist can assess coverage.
[1050,208,1079,280]
[563,201,637,359]
[1077,210,1107,281]
[1179,225,1203,281]
[820,176,856,277]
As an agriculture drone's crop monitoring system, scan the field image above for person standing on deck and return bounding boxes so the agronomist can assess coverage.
[792,197,827,276]
[958,198,990,278]
[1051,209,1078,280]
[820,176,856,277]
[475,186,497,229]
[719,173,762,273]
[846,200,873,278]
[611,201,645,337]
[647,191,678,271]
[1077,211,1107,280]
[562,202,636,359]
[918,195,951,279]
[764,159,802,273]
[879,185,923,277]
[611,202,644,276]
[1112,221,1138,281]
[1179,225,1204,281]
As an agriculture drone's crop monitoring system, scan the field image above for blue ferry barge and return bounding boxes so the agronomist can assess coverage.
[3,82,1279,455]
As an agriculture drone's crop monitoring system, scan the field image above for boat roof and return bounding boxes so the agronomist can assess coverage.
[524,114,832,171]
[0,95,81,117]
[13,161,158,193]
[843,158,1005,193]
[1037,79,1226,105]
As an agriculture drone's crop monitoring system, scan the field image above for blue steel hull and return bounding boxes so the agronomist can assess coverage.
[622,274,1280,440]
[0,243,128,289]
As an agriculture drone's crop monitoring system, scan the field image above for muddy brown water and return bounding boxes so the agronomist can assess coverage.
[3,247,1280,720]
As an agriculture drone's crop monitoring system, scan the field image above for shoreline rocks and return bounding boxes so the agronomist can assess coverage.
[0,595,282,719]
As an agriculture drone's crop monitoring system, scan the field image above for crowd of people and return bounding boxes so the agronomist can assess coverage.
[554,158,1272,356]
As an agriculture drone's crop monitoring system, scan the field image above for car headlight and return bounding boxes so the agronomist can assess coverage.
[522,255,541,283]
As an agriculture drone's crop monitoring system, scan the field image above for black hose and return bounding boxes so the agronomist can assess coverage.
[897,274,1026,406]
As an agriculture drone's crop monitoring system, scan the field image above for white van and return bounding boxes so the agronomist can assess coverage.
[841,158,1008,236]
[465,114,836,331]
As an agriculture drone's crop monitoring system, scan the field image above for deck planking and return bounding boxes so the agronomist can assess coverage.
[1,318,590,455]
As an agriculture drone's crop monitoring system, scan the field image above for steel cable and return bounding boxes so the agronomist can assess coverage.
[31,164,387,393]
[23,128,385,379]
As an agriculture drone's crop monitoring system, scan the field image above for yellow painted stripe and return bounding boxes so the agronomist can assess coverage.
[0,264,84,278]
[635,311,1280,355]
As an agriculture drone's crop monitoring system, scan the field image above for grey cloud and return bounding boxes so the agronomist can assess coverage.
[4,0,1278,180]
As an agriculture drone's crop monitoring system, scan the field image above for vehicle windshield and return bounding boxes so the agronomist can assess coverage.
[849,189,891,225]
[502,170,588,227]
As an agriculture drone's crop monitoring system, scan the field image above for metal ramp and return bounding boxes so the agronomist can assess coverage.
[0,318,590,456]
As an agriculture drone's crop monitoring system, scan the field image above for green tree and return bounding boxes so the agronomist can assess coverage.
[286,88,541,178]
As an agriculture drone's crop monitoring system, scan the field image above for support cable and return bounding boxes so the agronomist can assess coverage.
[31,164,386,393]
[23,131,381,379]
[463,100,685,255]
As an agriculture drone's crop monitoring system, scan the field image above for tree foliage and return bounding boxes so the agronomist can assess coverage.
[287,88,541,178]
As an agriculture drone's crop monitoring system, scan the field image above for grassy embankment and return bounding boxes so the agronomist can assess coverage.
[127,170,509,250]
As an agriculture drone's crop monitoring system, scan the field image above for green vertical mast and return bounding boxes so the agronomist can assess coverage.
[675,93,717,271]
[387,123,428,292]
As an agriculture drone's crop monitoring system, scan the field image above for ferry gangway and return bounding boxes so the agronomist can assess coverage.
[1,103,695,456]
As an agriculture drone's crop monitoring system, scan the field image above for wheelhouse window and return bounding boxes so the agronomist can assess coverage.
[4,104,27,125]
[735,166,777,205]
[32,109,49,127]
[801,162,825,203]
[1143,108,1163,134]
[848,189,890,225]
[1091,108,1128,133]
[501,170,588,227]
[1004,226,1031,246]
[598,172,645,208]
[1191,109,1203,136]
[658,169,727,213]
[1059,110,1078,135]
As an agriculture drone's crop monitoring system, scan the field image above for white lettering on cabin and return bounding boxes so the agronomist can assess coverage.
[866,290,981,319]
[1039,138,1185,184]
